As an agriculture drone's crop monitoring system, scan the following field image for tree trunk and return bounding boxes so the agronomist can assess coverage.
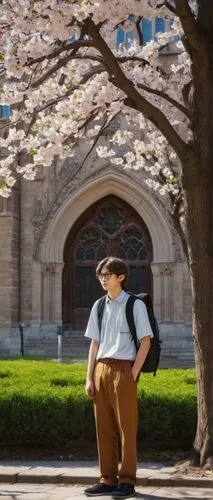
[190,250,213,468]
[191,254,213,468]
[181,35,213,466]
[182,156,213,468]
[179,1,213,467]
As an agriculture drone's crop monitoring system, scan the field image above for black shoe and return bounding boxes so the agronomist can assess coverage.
[111,483,136,499]
[84,483,117,496]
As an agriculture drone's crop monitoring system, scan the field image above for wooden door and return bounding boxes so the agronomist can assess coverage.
[63,196,153,328]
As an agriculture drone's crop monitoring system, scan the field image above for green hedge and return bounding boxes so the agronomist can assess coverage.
[0,360,197,450]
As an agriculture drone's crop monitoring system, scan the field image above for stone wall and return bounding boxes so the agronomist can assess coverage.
[0,153,193,359]
[0,188,20,354]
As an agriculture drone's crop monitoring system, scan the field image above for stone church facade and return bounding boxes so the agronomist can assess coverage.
[0,17,195,363]
[0,133,194,364]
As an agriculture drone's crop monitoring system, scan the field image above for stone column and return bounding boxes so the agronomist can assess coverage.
[159,264,174,322]
[183,262,192,322]
[32,260,42,322]
[173,262,185,322]
[151,262,174,322]
[150,263,162,321]
[54,263,64,324]
[30,259,42,338]
[41,263,56,322]
[40,262,64,324]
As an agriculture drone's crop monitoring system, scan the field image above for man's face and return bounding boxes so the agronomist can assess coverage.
[96,266,125,292]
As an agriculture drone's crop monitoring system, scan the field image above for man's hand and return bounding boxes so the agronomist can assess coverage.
[85,379,95,400]
[132,336,151,382]
[85,340,99,400]
[131,367,138,383]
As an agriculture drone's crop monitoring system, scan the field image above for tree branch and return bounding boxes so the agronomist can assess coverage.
[136,81,191,118]
[175,0,204,54]
[67,53,168,78]
[156,1,176,15]
[27,39,93,67]
[76,111,121,169]
[24,66,105,132]
[69,53,150,65]
[29,33,98,89]
[62,109,100,146]
[27,41,71,66]
[84,17,190,163]
[30,44,96,88]
[165,1,177,15]
[29,54,74,88]
[27,40,168,91]
[135,16,143,46]
[170,191,188,260]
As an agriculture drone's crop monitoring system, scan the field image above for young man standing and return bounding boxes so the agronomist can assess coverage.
[84,257,152,499]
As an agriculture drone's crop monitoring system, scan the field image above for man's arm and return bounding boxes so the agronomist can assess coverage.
[132,336,151,382]
[85,339,100,400]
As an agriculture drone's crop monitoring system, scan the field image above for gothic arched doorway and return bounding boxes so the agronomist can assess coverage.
[62,195,153,328]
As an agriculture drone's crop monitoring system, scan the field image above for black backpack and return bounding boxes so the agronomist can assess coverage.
[97,293,161,377]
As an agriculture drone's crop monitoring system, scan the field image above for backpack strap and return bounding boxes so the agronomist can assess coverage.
[97,295,107,332]
[125,294,139,351]
[140,293,160,342]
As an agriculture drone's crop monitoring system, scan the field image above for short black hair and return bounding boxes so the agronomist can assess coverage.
[96,257,129,289]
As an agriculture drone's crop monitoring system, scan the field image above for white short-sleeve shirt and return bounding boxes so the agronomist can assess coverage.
[84,290,153,360]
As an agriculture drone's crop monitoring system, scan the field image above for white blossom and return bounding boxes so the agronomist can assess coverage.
[0,0,189,200]
[96,146,116,158]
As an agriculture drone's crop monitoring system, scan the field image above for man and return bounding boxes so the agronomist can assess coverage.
[84,257,152,499]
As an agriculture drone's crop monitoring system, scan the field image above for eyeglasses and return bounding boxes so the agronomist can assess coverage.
[96,272,114,280]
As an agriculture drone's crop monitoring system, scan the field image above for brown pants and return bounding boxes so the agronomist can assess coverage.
[93,360,138,486]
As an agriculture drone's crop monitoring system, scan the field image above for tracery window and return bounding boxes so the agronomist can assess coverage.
[74,227,107,261]
[63,196,153,327]
[73,199,152,264]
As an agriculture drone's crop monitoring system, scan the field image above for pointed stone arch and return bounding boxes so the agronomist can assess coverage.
[31,172,181,328]
[41,173,174,264]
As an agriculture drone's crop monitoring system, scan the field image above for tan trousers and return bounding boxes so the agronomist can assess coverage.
[93,360,138,486]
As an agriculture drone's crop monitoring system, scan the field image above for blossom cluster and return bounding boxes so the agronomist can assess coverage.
[97,115,181,197]
[0,0,192,198]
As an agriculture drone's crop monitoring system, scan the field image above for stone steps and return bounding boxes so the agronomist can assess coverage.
[23,330,195,368]
[24,331,90,357]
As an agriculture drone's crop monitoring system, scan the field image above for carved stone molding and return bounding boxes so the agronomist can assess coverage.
[168,221,183,262]
[0,197,9,214]
[41,263,56,274]
[31,151,178,263]
[159,264,174,276]
[31,218,44,256]
[33,191,52,217]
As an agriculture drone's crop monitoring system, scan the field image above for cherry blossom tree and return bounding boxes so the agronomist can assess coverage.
[0,0,213,468]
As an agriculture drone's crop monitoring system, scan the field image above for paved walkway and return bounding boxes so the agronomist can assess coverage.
[1,460,213,488]
[0,461,212,499]
[0,483,213,499]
